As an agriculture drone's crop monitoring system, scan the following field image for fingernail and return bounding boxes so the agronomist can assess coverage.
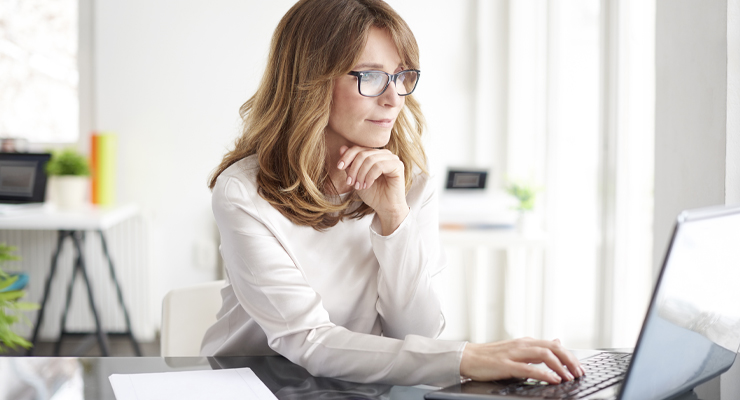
[347,176,352,185]
[580,366,586,376]
[550,372,561,383]
[566,372,574,381]
[355,182,360,190]
[363,182,367,189]
[337,161,344,169]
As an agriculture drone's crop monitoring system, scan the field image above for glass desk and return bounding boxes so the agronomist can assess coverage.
[0,352,738,399]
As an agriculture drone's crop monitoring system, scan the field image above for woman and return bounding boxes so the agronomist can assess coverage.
[203,0,583,387]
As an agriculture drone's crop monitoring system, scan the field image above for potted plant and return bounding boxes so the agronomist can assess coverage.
[505,180,540,234]
[46,148,91,210]
[0,243,38,353]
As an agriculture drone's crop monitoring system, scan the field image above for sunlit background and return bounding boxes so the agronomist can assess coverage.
[1,0,737,354]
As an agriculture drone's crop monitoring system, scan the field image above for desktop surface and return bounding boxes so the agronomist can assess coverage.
[1,352,738,400]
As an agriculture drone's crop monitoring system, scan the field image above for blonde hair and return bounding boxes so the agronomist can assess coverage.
[209,0,427,230]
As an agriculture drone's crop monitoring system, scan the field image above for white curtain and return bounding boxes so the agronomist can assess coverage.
[431,0,655,349]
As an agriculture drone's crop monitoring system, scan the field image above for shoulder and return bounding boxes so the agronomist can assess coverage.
[212,155,259,202]
[219,155,259,186]
[211,155,266,220]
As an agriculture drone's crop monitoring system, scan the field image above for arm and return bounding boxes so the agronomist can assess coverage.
[213,175,463,386]
[334,147,585,385]
[370,173,447,339]
[336,146,445,339]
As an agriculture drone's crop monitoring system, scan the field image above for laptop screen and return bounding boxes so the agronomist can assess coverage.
[621,207,740,399]
[0,153,51,204]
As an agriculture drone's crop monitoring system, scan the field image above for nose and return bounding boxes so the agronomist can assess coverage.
[378,81,403,108]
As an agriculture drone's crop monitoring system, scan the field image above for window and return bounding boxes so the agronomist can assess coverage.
[0,0,79,143]
[507,0,655,348]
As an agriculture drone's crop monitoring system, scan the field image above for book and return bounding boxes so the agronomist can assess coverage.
[91,132,117,206]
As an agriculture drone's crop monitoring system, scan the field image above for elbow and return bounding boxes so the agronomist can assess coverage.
[267,329,335,378]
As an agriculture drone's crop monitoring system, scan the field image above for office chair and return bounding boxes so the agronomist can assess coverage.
[160,280,225,356]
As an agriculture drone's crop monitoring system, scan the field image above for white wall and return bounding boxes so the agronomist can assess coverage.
[91,0,481,335]
[655,2,739,395]
[728,0,740,206]
[654,0,735,274]
[93,0,296,328]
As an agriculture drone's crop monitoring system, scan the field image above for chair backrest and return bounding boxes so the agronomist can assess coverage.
[160,280,225,357]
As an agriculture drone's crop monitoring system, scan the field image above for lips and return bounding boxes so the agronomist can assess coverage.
[367,119,394,128]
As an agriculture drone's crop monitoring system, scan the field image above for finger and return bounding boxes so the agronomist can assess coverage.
[338,146,369,184]
[512,346,574,382]
[362,162,385,189]
[546,339,584,378]
[336,146,351,170]
[516,339,583,379]
[355,153,396,189]
[509,361,562,385]
[354,153,378,190]
[345,148,393,188]
[345,149,372,187]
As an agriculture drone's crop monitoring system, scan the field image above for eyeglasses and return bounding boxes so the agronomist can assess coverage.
[347,69,420,97]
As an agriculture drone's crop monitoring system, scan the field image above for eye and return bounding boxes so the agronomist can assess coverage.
[361,72,384,84]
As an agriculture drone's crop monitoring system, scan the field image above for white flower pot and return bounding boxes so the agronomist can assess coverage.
[50,176,88,210]
[516,211,539,234]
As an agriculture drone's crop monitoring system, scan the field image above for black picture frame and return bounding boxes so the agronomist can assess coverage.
[445,169,488,190]
[0,153,52,204]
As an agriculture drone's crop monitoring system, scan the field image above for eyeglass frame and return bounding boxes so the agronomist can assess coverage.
[346,69,421,97]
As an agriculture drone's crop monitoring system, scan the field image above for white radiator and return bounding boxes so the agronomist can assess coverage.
[0,215,155,342]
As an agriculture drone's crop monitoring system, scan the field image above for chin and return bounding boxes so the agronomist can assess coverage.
[357,131,392,148]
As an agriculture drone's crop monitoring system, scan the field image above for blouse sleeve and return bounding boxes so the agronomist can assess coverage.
[369,173,448,340]
[213,175,463,387]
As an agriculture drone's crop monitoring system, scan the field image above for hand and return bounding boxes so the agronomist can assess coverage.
[336,145,409,235]
[460,338,585,385]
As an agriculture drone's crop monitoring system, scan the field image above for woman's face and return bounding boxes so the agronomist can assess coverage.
[326,27,405,149]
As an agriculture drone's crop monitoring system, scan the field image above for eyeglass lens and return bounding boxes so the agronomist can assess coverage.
[359,70,418,96]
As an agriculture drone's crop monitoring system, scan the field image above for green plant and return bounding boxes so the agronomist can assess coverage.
[0,243,38,353]
[45,148,91,176]
[505,180,538,212]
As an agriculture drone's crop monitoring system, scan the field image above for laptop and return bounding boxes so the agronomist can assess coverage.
[426,204,740,400]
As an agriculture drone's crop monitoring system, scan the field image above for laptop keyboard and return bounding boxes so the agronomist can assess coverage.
[491,352,631,399]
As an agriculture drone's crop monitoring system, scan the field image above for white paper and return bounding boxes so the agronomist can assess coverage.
[109,367,277,400]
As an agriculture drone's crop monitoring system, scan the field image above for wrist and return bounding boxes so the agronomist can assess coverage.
[460,342,477,378]
[377,206,410,236]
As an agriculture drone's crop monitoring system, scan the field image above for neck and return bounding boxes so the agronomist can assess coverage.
[324,132,354,194]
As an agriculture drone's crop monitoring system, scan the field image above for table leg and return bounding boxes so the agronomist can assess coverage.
[505,246,527,339]
[505,245,545,339]
[468,246,490,343]
[98,230,142,356]
[53,245,80,356]
[26,231,69,355]
[70,231,110,356]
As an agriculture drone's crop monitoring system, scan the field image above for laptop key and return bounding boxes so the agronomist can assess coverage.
[495,353,629,398]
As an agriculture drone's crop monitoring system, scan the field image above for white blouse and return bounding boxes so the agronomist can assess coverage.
[201,155,465,387]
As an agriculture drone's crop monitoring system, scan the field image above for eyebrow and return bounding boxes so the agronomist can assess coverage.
[353,62,404,70]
